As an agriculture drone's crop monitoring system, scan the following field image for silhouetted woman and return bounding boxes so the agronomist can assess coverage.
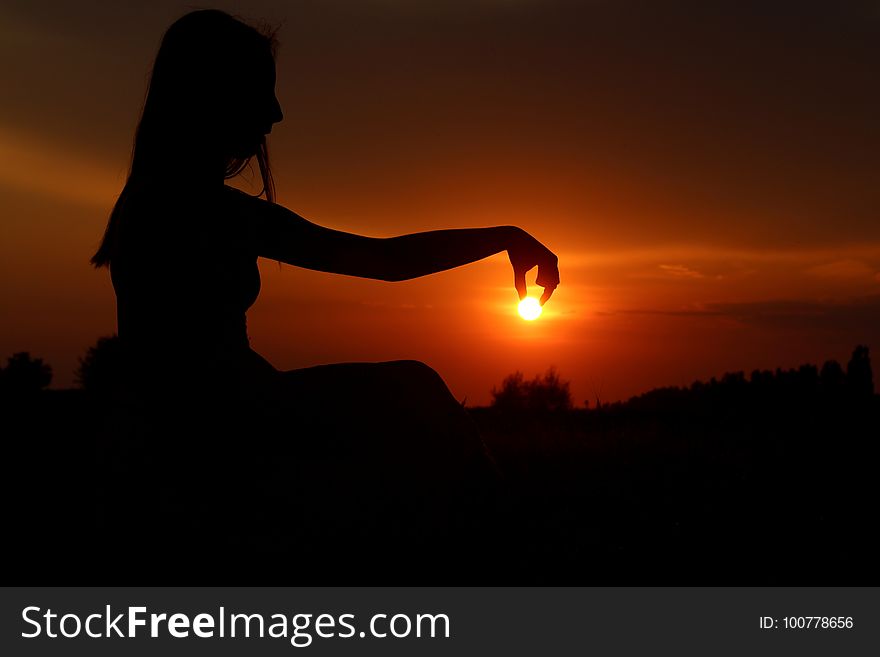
[92,10,559,567]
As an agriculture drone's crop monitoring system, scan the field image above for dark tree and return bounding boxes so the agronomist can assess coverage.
[75,335,124,395]
[491,371,527,410]
[819,360,845,388]
[846,345,874,397]
[0,352,52,395]
[749,369,773,386]
[491,367,572,412]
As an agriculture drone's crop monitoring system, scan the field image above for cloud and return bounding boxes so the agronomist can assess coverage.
[806,259,876,280]
[658,264,705,279]
[706,296,880,332]
[619,295,880,333]
[0,125,121,208]
[563,244,880,268]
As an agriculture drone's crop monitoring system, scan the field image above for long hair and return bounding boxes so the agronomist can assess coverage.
[91,10,278,267]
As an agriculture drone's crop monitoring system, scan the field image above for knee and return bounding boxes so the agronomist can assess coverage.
[386,359,441,382]
[385,360,452,397]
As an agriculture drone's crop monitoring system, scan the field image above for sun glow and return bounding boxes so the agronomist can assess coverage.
[518,297,543,321]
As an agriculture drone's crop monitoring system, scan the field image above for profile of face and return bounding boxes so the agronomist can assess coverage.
[223,48,284,160]
[139,10,284,170]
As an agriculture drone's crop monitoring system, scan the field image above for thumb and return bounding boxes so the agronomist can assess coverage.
[539,286,555,305]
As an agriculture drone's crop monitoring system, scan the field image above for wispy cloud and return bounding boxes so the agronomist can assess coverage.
[0,125,121,208]
[617,295,880,332]
[806,259,876,280]
[563,243,880,268]
[658,264,705,279]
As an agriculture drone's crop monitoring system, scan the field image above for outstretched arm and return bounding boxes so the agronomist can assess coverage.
[251,197,560,303]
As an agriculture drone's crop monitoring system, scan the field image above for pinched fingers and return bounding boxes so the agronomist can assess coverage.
[536,260,560,305]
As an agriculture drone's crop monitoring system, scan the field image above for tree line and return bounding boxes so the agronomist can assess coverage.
[0,336,874,413]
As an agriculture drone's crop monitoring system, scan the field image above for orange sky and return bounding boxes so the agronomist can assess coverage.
[2,1,879,404]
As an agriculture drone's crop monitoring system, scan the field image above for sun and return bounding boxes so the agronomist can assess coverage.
[518,297,543,321]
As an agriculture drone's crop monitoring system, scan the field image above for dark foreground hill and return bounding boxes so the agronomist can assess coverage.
[4,358,879,584]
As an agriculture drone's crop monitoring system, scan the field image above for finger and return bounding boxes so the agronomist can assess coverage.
[539,285,556,305]
[514,266,528,300]
[535,263,560,291]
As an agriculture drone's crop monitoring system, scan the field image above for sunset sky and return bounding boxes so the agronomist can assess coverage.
[2,0,879,405]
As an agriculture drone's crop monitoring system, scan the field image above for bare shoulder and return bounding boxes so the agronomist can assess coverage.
[222,185,314,228]
[222,184,272,213]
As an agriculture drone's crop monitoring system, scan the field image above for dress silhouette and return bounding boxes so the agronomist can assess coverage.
[91,9,559,570]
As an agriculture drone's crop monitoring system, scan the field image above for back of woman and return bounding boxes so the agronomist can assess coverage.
[110,184,266,407]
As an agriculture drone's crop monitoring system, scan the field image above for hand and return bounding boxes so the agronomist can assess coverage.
[506,227,560,305]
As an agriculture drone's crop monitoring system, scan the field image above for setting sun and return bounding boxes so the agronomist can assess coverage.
[518,297,543,321]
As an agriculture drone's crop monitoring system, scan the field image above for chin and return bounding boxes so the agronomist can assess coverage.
[230,145,260,159]
[228,135,263,159]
